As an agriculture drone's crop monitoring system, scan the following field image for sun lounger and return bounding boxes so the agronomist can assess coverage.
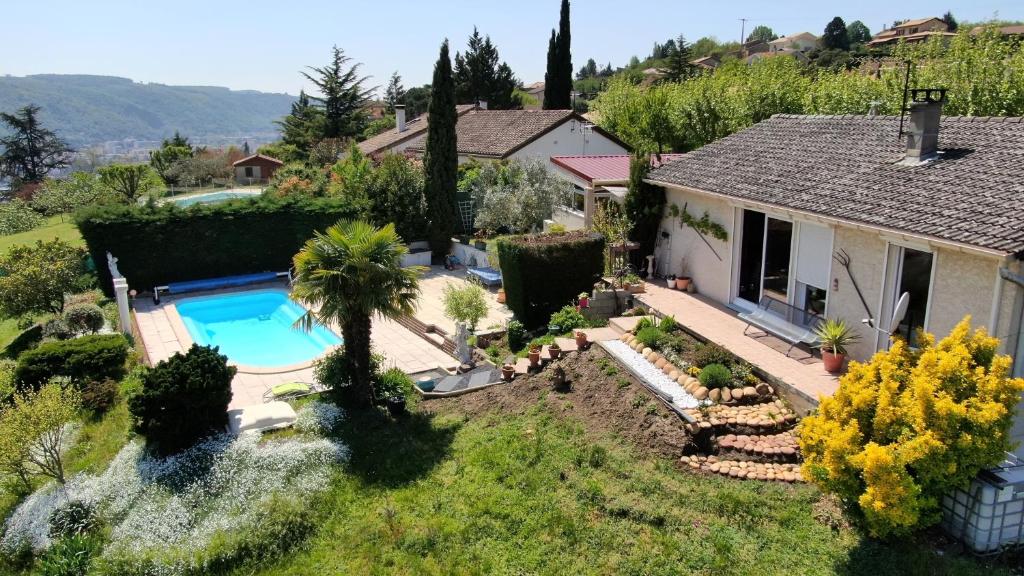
[467,267,502,287]
[262,381,325,402]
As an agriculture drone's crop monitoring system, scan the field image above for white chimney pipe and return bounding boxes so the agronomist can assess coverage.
[395,105,406,133]
[477,100,488,110]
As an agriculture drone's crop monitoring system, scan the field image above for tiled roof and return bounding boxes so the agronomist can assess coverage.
[646,114,1024,255]
[232,153,283,166]
[552,154,687,184]
[357,104,476,155]
[407,109,626,158]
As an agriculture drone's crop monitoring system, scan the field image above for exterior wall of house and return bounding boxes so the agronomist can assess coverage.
[233,158,280,182]
[655,187,734,303]
[826,227,889,361]
[929,249,1001,338]
[510,122,629,162]
[234,166,261,181]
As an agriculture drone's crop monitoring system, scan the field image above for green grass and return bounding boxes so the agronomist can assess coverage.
[0,214,83,254]
[242,402,1003,576]
[64,402,133,477]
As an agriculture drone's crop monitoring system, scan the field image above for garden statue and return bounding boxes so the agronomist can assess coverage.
[454,321,473,365]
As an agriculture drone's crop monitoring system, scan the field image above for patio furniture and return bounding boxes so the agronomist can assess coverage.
[467,266,502,287]
[262,381,326,402]
[228,401,298,435]
[739,296,822,356]
[153,271,291,303]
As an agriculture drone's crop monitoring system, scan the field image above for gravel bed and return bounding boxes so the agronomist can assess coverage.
[603,340,698,409]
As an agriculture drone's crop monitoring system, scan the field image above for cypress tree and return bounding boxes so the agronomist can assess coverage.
[543,0,572,109]
[423,40,459,256]
[624,153,665,271]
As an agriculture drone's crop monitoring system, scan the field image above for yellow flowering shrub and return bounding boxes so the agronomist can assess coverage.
[798,317,1024,537]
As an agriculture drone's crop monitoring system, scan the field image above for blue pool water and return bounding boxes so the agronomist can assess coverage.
[176,290,342,367]
[171,190,260,207]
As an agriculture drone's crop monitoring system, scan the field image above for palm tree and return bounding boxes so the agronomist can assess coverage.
[291,220,423,406]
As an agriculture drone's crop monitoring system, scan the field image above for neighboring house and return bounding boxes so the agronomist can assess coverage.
[357,103,478,157]
[364,100,387,120]
[867,17,954,47]
[645,93,1024,459]
[970,24,1024,38]
[523,81,545,110]
[232,153,283,183]
[768,32,819,53]
[550,153,685,230]
[746,50,810,65]
[690,56,720,71]
[405,109,629,164]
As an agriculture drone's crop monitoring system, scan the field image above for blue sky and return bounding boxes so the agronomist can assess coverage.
[3,0,1020,96]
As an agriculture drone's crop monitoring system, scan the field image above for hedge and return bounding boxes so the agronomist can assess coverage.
[75,195,365,296]
[15,333,129,391]
[496,231,605,329]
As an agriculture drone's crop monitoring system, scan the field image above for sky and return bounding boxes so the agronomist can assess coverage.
[2,0,1020,97]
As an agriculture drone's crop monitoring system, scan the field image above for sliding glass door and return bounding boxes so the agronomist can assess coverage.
[891,246,933,347]
[736,209,793,307]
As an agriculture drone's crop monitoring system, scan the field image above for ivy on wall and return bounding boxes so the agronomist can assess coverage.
[667,203,728,242]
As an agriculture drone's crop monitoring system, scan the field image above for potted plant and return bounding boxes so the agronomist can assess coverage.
[528,344,542,366]
[676,276,692,290]
[666,274,676,288]
[385,396,407,418]
[497,288,506,304]
[577,291,589,309]
[814,318,860,373]
[548,342,561,360]
[575,330,588,348]
[501,363,515,381]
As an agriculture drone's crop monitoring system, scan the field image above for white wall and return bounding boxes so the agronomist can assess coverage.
[511,121,628,162]
[655,187,734,303]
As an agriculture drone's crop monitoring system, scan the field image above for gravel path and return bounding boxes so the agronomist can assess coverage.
[603,340,699,409]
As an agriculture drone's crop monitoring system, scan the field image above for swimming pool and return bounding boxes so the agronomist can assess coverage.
[175,290,342,367]
[170,190,260,207]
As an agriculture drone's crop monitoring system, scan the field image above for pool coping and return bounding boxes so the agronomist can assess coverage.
[163,189,262,206]
[163,284,342,375]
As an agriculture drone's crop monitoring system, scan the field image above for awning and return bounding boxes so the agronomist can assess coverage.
[600,185,629,200]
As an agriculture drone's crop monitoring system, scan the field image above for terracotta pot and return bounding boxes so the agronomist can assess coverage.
[528,350,540,366]
[578,296,589,308]
[575,331,587,347]
[676,277,691,290]
[822,350,846,373]
[496,289,506,304]
[622,282,632,291]
[501,364,515,381]
[548,344,561,360]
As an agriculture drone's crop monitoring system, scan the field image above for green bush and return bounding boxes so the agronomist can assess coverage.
[442,283,488,331]
[548,305,588,334]
[37,534,101,576]
[63,303,105,334]
[496,231,605,329]
[2,324,43,359]
[635,326,665,349]
[42,318,75,341]
[0,199,43,235]
[0,359,15,404]
[15,334,129,391]
[659,315,678,332]
[49,501,102,539]
[75,194,364,296]
[506,319,526,351]
[128,344,236,456]
[632,317,655,332]
[698,363,732,389]
[81,378,119,414]
[375,367,413,402]
[693,342,734,368]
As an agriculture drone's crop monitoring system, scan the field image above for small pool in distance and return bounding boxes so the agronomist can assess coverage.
[176,289,341,368]
[170,190,260,207]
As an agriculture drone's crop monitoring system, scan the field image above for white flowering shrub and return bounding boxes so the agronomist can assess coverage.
[2,415,350,574]
[294,401,345,436]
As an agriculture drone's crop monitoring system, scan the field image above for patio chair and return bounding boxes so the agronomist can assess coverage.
[262,381,325,402]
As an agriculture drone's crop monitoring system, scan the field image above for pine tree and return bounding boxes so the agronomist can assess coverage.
[384,72,405,113]
[544,0,572,109]
[301,46,374,139]
[275,90,324,155]
[453,28,520,109]
[822,17,850,51]
[0,105,73,185]
[664,34,696,82]
[423,40,459,255]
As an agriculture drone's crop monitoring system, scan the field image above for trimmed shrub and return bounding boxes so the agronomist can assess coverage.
[128,344,236,456]
[506,319,526,351]
[81,378,118,415]
[2,324,42,360]
[75,195,364,296]
[62,303,105,334]
[548,305,588,334]
[698,363,732,389]
[692,342,734,368]
[496,231,605,329]
[14,334,129,391]
[635,326,665,349]
[799,318,1024,537]
[375,367,414,403]
[42,318,74,341]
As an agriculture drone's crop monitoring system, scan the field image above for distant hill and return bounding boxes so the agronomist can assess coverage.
[0,74,296,148]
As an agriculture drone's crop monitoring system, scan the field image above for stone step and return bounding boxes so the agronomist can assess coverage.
[682,400,799,435]
[715,432,801,463]
[680,455,805,483]
[608,315,655,335]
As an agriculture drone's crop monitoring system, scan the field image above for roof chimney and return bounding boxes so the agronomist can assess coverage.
[904,88,946,163]
[477,100,488,110]
[395,105,406,133]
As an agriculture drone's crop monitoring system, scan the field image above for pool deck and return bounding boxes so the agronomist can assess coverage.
[133,284,460,410]
[413,266,512,335]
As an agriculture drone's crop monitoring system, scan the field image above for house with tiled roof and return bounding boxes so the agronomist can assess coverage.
[357,103,478,157]
[867,17,954,47]
[768,32,819,53]
[404,109,628,163]
[645,92,1024,463]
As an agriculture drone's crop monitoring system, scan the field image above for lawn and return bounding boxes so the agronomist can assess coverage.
[243,401,1003,576]
[0,214,83,254]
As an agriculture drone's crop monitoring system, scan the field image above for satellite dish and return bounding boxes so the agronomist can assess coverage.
[890,292,910,335]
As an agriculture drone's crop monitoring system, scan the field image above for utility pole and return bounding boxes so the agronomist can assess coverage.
[739,18,748,45]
